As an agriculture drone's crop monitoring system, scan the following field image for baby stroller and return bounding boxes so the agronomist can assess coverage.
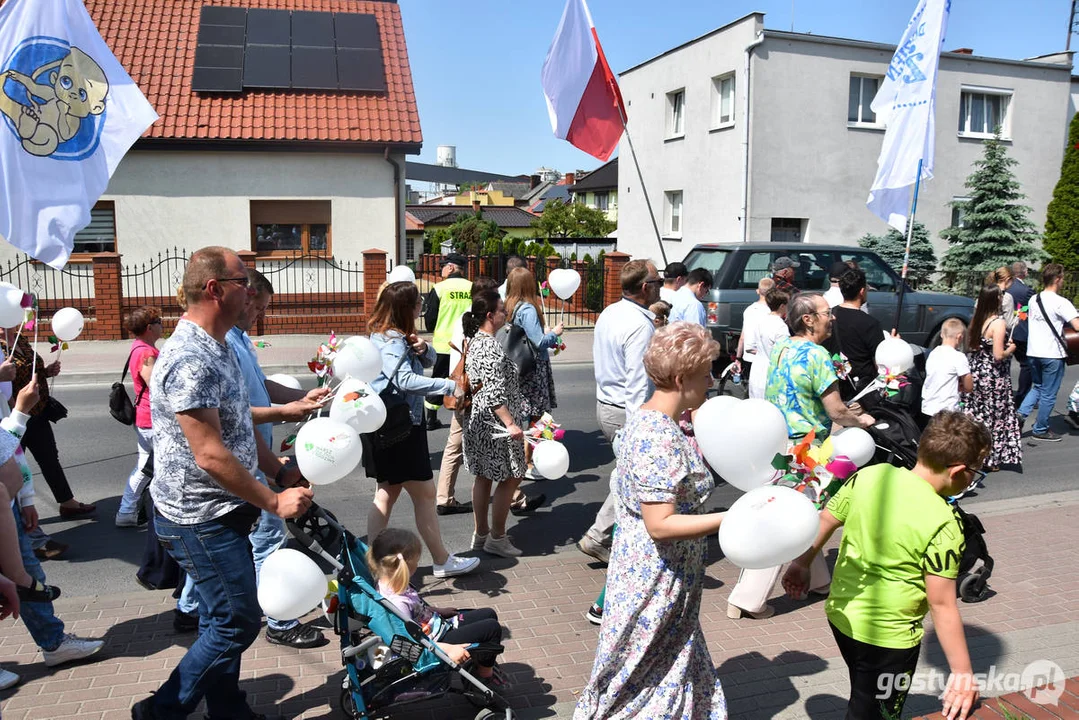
[286,505,513,719]
[862,402,994,603]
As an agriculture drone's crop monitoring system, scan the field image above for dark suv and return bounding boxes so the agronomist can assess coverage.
[682,243,975,358]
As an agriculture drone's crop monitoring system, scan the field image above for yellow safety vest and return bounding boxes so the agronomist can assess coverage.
[432,277,472,354]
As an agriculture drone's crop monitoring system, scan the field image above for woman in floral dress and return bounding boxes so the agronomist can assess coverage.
[575,322,727,720]
[462,290,529,558]
[962,284,1022,470]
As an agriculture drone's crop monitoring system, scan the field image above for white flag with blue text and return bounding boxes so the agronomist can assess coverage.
[866,0,950,233]
[0,0,157,268]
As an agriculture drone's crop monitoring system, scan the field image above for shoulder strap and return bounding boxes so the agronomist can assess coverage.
[1035,293,1068,352]
[121,348,136,382]
[382,339,412,391]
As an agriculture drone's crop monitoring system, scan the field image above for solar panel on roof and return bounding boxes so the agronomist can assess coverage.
[246,8,291,46]
[243,45,291,89]
[292,11,335,49]
[292,47,337,90]
[192,67,244,93]
[334,13,380,50]
[198,24,246,47]
[195,44,244,70]
[336,48,386,92]
[200,5,247,28]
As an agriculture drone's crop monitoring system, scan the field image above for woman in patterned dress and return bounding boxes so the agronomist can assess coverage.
[962,284,1022,471]
[575,322,727,720]
[462,290,528,558]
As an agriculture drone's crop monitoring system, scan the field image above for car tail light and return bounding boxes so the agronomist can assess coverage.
[707,302,719,325]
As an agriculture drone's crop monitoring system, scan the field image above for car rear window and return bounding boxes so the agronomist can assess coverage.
[683,249,731,279]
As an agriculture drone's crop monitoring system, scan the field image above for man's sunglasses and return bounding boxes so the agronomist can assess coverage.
[204,276,250,290]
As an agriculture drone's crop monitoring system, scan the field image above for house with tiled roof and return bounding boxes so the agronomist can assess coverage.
[404,203,537,257]
[14,0,424,266]
[568,158,618,222]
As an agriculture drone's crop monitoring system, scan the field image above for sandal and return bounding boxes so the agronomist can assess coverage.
[17,579,61,603]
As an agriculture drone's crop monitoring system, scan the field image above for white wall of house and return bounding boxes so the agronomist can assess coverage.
[0,150,405,266]
[616,14,1074,264]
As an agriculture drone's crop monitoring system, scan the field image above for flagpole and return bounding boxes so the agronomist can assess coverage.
[892,158,923,333]
[614,100,669,267]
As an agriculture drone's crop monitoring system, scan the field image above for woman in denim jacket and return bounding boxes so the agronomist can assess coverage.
[505,268,563,477]
[367,281,479,579]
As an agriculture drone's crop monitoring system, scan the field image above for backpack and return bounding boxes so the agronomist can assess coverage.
[109,349,143,425]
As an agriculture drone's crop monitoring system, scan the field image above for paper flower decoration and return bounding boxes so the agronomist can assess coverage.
[551,337,568,356]
[1016,305,1028,322]
[280,433,297,452]
[831,352,852,380]
[253,340,271,349]
[539,281,551,298]
[769,429,858,509]
[308,332,341,386]
[878,368,910,398]
[527,412,564,442]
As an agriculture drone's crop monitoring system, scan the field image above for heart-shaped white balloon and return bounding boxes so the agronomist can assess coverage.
[295,417,363,485]
[329,377,387,434]
[333,336,383,382]
[718,485,820,569]
[548,268,581,301]
[257,548,329,621]
[387,266,416,284]
[0,283,25,329]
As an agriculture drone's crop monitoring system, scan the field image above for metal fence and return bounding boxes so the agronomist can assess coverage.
[0,256,95,324]
[918,270,1079,304]
[122,249,190,332]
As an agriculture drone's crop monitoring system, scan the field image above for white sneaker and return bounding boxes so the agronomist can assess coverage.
[432,554,480,578]
[0,668,19,690]
[42,634,104,667]
[524,466,544,481]
[114,512,143,528]
[470,532,488,550]
[483,534,522,558]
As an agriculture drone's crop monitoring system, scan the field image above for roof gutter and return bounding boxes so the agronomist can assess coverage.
[384,146,402,263]
[741,30,764,243]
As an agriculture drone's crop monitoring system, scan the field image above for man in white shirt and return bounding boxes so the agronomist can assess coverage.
[659,262,686,304]
[1017,263,1079,442]
[824,261,869,313]
[736,277,774,379]
[667,268,713,325]
[577,259,660,564]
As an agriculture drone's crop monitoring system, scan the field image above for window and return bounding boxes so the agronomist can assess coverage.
[835,252,897,293]
[72,202,116,254]
[950,197,970,228]
[594,191,609,212]
[711,73,735,127]
[848,75,882,126]
[405,236,416,262]
[664,191,683,237]
[770,218,804,243]
[958,88,1011,138]
[667,89,685,137]
[251,200,331,255]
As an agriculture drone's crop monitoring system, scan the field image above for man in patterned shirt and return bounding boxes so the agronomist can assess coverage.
[133,248,313,720]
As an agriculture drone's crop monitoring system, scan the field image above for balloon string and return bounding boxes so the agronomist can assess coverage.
[6,321,23,361]
[48,345,62,394]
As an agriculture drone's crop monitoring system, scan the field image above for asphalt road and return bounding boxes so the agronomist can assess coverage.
[30,364,1079,598]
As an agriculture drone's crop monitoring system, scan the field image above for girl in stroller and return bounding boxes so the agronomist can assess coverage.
[367,528,507,685]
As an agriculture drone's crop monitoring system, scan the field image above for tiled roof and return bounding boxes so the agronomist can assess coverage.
[405,205,537,228]
[86,0,422,146]
[568,158,618,192]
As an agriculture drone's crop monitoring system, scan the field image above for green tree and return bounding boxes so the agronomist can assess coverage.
[940,129,1046,273]
[858,222,937,284]
[1044,112,1079,269]
[529,199,616,238]
[446,210,505,254]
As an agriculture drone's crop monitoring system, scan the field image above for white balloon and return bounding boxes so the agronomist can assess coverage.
[695,397,788,492]
[257,548,328,621]
[831,427,877,468]
[533,440,570,479]
[875,337,915,374]
[329,377,387,434]
[387,266,416,284]
[548,268,581,301]
[718,485,820,569]
[266,373,302,391]
[333,336,383,382]
[295,417,363,485]
[51,307,84,342]
[0,283,25,328]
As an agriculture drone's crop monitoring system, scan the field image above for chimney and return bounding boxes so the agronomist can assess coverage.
[471,191,481,213]
[530,174,541,189]
[949,47,974,55]
[565,172,575,186]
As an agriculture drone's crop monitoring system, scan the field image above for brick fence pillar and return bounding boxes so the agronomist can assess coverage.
[602,252,630,309]
[237,250,257,270]
[571,260,588,308]
[363,249,388,333]
[92,252,123,340]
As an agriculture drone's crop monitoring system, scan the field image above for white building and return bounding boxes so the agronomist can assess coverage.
[616,13,1075,263]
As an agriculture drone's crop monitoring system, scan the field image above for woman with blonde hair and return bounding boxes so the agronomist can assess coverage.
[986,266,1017,329]
[504,267,563,478]
[575,322,727,720]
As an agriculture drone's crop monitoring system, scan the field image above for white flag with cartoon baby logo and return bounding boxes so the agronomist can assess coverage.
[0,0,157,269]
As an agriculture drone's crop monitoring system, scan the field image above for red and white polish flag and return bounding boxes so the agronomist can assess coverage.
[541,0,625,161]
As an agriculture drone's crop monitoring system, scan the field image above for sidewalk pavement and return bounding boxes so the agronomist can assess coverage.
[52,329,597,386]
[0,492,1076,719]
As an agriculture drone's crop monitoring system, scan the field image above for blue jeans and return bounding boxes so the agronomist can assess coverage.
[1018,357,1066,434]
[152,512,262,720]
[14,506,65,651]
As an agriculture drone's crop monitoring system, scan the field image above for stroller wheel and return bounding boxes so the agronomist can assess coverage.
[474,711,508,720]
[340,688,365,719]
[959,572,989,603]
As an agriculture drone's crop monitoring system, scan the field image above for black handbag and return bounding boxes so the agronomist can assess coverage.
[495,308,537,378]
[109,349,142,426]
[42,396,68,424]
[371,344,415,449]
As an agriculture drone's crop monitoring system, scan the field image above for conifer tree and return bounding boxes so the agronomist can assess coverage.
[1044,112,1079,269]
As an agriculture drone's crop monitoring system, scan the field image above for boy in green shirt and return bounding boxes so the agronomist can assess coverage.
[783,411,990,720]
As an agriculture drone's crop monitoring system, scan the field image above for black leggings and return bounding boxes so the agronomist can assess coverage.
[22,414,74,505]
[439,608,502,667]
[830,622,921,720]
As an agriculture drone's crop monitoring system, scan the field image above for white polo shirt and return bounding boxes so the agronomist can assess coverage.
[1027,291,1078,360]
